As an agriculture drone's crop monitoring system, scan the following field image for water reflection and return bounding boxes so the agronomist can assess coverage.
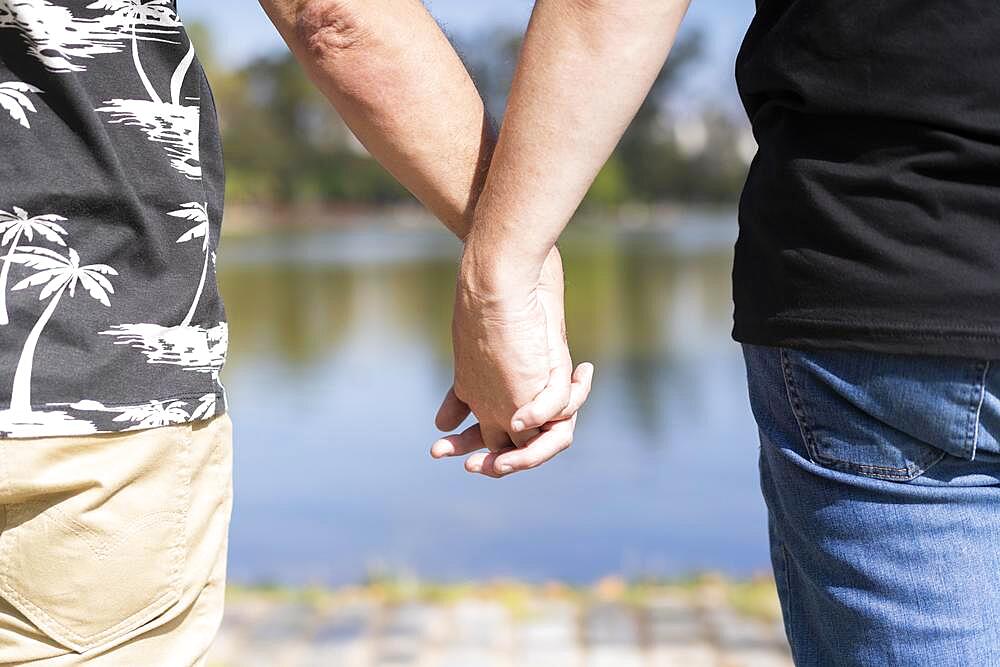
[218,216,768,585]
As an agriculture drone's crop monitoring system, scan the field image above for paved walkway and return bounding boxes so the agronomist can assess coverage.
[207,582,792,667]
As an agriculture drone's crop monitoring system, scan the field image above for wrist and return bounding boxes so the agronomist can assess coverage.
[459,226,547,300]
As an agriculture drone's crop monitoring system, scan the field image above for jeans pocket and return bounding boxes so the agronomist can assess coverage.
[778,347,989,482]
[0,424,192,653]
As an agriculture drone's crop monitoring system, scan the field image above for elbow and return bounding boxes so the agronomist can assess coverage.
[295,0,372,59]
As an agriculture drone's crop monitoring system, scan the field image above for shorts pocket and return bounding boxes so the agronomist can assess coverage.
[778,347,987,482]
[0,424,192,653]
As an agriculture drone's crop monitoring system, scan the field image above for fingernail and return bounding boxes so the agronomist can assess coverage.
[497,464,513,475]
[431,442,454,457]
[512,420,525,432]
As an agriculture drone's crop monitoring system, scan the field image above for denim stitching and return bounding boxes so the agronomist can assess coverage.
[779,348,821,462]
[779,348,939,480]
[776,541,797,664]
[970,361,990,461]
[960,361,979,459]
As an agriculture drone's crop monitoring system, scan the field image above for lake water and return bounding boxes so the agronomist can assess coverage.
[217,211,771,586]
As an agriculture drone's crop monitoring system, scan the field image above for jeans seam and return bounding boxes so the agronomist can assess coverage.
[969,361,990,461]
[778,348,936,480]
[775,540,796,663]
[779,348,824,466]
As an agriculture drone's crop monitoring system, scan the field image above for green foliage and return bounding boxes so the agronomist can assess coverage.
[193,22,746,208]
[588,156,631,207]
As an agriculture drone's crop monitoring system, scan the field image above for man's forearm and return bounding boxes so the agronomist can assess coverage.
[259,0,494,238]
[465,0,691,280]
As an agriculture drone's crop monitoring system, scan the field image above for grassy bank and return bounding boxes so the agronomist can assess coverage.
[225,574,781,624]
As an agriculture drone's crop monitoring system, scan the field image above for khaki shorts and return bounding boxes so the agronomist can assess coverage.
[0,414,233,666]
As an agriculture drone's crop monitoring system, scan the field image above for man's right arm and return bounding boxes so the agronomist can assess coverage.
[257,0,494,239]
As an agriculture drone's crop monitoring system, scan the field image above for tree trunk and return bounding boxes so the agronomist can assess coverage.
[10,284,65,414]
[170,42,195,106]
[181,243,209,327]
[0,228,23,326]
[131,22,162,104]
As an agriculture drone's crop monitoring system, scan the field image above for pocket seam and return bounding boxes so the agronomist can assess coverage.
[0,575,179,652]
[775,541,796,661]
[15,502,182,563]
[0,424,193,652]
[778,348,944,481]
[965,361,990,461]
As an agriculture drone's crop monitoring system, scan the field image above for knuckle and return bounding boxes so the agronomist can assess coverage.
[520,455,543,470]
[515,408,537,427]
[452,382,470,404]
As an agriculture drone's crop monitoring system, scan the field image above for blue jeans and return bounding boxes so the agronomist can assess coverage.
[743,344,1000,666]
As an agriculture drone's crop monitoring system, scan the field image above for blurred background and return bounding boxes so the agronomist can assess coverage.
[186,1,794,664]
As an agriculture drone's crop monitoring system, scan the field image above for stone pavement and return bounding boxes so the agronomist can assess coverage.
[207,581,792,667]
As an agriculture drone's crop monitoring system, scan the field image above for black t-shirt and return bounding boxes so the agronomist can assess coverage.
[734,0,1000,358]
[0,1,227,437]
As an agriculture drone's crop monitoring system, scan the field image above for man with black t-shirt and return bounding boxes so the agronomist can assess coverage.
[424,0,1000,662]
[736,2,1000,663]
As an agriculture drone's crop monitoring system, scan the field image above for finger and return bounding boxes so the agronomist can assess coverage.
[481,423,514,453]
[465,446,516,479]
[510,425,543,448]
[435,386,471,431]
[510,351,573,433]
[430,423,486,459]
[557,362,595,420]
[493,417,576,475]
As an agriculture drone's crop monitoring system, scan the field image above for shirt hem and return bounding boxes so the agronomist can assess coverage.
[0,389,228,440]
[733,317,1000,360]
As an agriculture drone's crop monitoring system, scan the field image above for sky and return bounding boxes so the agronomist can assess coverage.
[182,0,757,112]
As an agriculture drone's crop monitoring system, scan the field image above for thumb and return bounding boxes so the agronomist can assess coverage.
[435,386,471,431]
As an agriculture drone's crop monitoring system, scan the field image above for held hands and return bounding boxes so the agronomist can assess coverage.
[431,240,594,478]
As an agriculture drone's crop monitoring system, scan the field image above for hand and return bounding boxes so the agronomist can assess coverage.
[431,243,594,477]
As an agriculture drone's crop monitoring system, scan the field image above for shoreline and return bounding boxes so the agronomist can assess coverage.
[218,202,739,239]
[225,573,781,624]
[210,575,791,666]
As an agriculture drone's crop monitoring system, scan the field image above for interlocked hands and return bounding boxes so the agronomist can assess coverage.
[431,243,593,478]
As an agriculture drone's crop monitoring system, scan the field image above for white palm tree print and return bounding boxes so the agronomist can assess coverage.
[86,0,180,104]
[0,81,42,128]
[190,393,216,421]
[113,399,189,428]
[4,246,117,414]
[170,202,209,326]
[0,207,67,325]
[0,0,124,73]
[90,1,200,179]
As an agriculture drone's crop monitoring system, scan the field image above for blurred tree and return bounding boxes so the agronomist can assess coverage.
[589,156,631,208]
[192,22,746,212]
[459,27,745,207]
[615,31,704,202]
